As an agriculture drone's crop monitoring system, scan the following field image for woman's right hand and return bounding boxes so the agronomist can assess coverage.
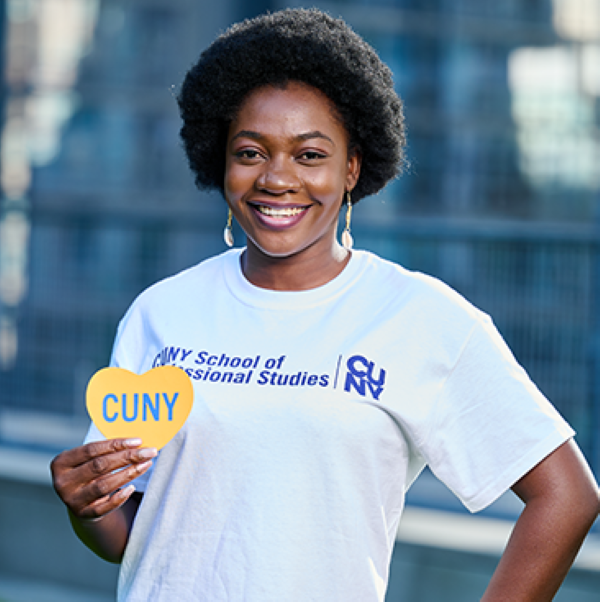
[51,438,157,521]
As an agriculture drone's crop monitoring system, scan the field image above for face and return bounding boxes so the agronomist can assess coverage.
[224,82,360,265]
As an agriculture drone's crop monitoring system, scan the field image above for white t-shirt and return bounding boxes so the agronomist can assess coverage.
[86,249,573,601]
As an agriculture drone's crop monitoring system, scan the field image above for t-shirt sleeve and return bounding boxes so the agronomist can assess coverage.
[420,315,574,513]
[82,308,157,493]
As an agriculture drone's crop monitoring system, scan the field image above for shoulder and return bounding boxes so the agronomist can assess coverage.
[115,249,240,334]
[354,250,488,327]
[109,250,240,369]
[132,249,239,311]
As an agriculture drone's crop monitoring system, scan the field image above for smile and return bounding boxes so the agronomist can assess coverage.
[255,205,309,218]
[249,202,312,230]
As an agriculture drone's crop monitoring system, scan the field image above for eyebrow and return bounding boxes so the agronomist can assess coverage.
[231,129,335,145]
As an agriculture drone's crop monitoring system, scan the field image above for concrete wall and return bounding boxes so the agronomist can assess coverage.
[0,474,118,600]
[387,542,600,602]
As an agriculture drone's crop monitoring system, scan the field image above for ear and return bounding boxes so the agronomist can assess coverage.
[345,148,362,193]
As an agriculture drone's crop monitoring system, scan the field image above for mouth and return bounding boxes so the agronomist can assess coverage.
[248,202,311,229]
[254,205,309,218]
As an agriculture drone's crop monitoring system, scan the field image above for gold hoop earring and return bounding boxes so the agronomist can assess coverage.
[224,208,234,248]
[341,191,353,250]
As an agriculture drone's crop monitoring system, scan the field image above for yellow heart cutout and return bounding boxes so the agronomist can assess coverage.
[86,366,194,450]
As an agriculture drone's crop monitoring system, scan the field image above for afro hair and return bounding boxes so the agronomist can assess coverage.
[177,8,406,203]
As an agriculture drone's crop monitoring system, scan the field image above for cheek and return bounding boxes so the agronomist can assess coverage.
[224,165,248,203]
[306,169,346,203]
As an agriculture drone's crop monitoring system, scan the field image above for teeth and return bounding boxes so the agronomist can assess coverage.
[256,205,307,218]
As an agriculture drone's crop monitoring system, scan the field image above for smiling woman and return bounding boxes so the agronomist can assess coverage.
[50,8,599,602]
[224,82,361,289]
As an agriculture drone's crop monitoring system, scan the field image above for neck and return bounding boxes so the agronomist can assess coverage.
[241,241,350,291]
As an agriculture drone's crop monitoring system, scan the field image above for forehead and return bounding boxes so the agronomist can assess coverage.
[230,81,348,141]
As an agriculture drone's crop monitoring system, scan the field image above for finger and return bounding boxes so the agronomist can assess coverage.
[63,447,155,495]
[78,484,137,521]
[79,445,157,481]
[53,447,156,509]
[52,438,144,472]
[70,459,153,517]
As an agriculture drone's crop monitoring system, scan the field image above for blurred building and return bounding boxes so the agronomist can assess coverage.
[1,1,600,600]
[0,0,233,442]
[1,0,600,468]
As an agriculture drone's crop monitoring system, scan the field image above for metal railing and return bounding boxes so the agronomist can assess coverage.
[1,210,598,478]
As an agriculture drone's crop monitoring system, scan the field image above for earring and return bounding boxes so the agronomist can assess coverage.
[224,208,234,247]
[341,191,353,250]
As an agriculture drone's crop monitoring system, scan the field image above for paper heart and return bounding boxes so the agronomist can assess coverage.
[86,366,194,450]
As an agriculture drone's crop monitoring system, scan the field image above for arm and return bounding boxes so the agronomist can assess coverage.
[51,438,157,563]
[68,491,142,563]
[481,439,599,601]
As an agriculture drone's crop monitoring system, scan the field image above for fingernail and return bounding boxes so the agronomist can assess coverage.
[120,484,135,496]
[125,438,143,447]
[138,448,158,459]
[137,460,153,471]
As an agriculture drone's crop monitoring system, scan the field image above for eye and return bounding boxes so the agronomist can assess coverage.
[236,149,262,160]
[298,151,326,161]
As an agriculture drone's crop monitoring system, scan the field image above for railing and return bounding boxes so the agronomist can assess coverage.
[357,216,600,476]
[1,209,598,479]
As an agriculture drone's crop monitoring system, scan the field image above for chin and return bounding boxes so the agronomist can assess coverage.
[247,235,304,259]
[255,245,305,260]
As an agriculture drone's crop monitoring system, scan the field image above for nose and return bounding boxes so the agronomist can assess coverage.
[256,155,300,194]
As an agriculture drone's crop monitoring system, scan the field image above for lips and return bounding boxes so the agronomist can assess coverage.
[249,202,311,229]
[256,205,307,218]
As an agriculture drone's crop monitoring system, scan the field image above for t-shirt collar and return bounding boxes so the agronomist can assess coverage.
[222,248,367,310]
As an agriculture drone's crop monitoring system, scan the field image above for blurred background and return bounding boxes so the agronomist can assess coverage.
[0,0,599,600]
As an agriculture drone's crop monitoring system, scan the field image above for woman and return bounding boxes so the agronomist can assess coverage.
[51,9,599,601]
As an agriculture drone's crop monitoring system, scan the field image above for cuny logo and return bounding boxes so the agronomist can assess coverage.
[344,355,386,400]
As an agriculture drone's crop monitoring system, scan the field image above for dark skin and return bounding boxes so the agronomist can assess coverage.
[51,83,600,597]
[51,438,156,563]
[223,82,361,291]
[484,439,599,600]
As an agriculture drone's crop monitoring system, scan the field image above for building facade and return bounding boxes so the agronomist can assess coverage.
[1,0,599,472]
